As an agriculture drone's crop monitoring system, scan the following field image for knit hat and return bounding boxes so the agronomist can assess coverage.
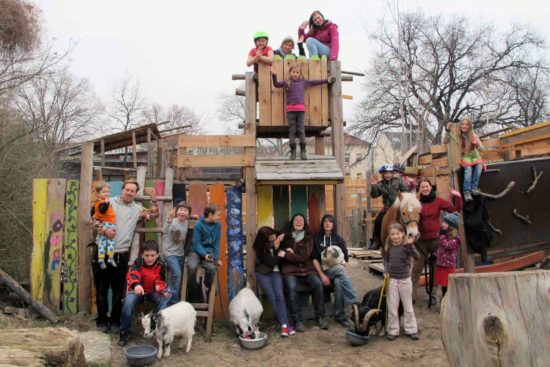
[443,212,460,229]
[281,35,295,47]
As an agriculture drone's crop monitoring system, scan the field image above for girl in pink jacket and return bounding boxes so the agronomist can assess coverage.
[298,10,339,60]
[434,212,461,297]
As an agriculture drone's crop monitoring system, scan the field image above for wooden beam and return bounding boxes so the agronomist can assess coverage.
[244,72,257,292]
[177,152,255,168]
[77,142,93,313]
[232,74,245,80]
[92,166,136,172]
[315,136,325,155]
[100,139,105,167]
[158,124,192,134]
[499,120,550,139]
[147,128,152,176]
[132,131,137,169]
[178,135,256,148]
[257,179,342,186]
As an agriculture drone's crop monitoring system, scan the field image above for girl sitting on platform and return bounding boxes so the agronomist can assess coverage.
[272,64,334,160]
[298,10,339,60]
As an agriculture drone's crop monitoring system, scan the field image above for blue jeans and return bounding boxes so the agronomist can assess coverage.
[284,273,324,323]
[463,164,482,192]
[120,291,171,333]
[305,37,331,58]
[166,255,184,304]
[325,265,358,321]
[256,272,289,327]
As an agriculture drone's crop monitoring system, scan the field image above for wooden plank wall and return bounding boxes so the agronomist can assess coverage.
[271,55,284,126]
[308,185,325,234]
[325,177,368,215]
[258,63,272,126]
[273,185,290,230]
[31,179,49,302]
[188,182,208,219]
[290,186,308,218]
[257,186,274,228]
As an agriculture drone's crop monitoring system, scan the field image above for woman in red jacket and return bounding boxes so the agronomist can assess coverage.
[411,177,462,302]
[298,10,339,61]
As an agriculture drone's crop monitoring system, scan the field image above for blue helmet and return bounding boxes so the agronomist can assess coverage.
[394,163,406,173]
[379,164,394,173]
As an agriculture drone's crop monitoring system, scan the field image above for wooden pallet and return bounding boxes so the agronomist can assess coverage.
[350,249,382,260]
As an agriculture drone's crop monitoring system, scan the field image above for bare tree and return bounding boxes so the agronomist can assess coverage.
[143,103,204,135]
[107,76,145,131]
[352,11,548,152]
[13,70,102,147]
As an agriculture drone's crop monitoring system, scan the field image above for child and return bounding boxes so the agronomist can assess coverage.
[446,118,485,202]
[162,201,193,304]
[246,31,274,73]
[383,223,420,341]
[312,214,358,327]
[393,163,417,193]
[368,165,408,249]
[187,204,222,302]
[272,64,335,160]
[274,36,306,58]
[434,212,461,298]
[119,240,171,346]
[91,182,117,269]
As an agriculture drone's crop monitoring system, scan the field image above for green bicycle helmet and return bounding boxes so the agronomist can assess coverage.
[253,31,269,41]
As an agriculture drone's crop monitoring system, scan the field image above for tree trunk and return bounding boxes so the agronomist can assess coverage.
[441,270,550,367]
[0,327,86,366]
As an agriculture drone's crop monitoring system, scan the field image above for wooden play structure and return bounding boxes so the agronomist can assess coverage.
[27,56,351,327]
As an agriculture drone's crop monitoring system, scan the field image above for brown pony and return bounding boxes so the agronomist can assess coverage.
[381,192,421,257]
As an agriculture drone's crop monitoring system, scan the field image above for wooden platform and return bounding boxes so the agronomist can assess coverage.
[255,155,344,184]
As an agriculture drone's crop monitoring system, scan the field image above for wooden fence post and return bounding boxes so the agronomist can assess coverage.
[77,142,93,313]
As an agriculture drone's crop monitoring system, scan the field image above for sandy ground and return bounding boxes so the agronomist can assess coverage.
[0,258,449,367]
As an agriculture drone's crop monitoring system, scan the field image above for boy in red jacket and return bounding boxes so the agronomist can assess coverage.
[119,240,171,346]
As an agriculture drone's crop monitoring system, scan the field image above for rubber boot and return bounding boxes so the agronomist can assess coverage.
[290,144,297,160]
[300,143,307,160]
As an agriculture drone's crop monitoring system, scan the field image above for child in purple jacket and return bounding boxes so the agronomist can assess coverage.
[272,64,334,160]
[434,212,461,298]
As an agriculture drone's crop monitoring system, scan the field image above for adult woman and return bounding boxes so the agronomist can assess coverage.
[298,10,339,60]
[411,178,462,302]
[253,226,295,337]
[280,213,327,332]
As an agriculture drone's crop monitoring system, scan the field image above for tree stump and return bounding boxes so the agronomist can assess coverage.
[441,270,550,367]
[0,327,86,366]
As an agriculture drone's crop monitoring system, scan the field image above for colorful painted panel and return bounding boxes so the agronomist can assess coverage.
[290,186,308,219]
[257,186,273,228]
[31,179,48,302]
[273,185,290,231]
[188,182,207,219]
[226,186,244,301]
[63,180,79,314]
[308,185,326,235]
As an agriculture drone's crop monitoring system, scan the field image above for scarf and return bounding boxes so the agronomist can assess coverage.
[419,190,436,203]
[292,230,305,243]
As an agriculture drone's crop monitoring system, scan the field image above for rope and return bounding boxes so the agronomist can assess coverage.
[377,276,388,311]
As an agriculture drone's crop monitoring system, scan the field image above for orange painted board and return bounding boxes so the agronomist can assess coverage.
[209,183,228,320]
[188,182,208,219]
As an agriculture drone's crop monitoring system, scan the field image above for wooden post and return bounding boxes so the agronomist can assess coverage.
[132,131,138,169]
[244,72,258,291]
[447,123,475,273]
[441,271,550,366]
[147,128,152,176]
[315,136,325,155]
[77,142,93,313]
[329,61,347,240]
[100,139,105,168]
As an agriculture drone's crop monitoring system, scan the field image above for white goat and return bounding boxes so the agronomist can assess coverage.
[229,287,263,339]
[141,301,197,358]
[321,245,345,270]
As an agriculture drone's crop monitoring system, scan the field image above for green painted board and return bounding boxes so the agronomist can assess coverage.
[43,178,67,311]
[63,180,79,314]
[257,186,274,228]
[31,179,48,302]
[273,185,290,231]
[290,186,308,219]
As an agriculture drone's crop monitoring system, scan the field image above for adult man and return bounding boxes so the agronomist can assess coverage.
[92,179,157,332]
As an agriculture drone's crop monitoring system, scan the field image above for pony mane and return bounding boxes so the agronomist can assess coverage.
[394,192,421,212]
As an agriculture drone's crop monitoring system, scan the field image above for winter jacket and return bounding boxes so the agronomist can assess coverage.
[419,192,463,241]
[312,217,349,263]
[255,248,282,274]
[91,199,116,224]
[280,235,316,277]
[272,75,328,106]
[274,43,306,58]
[370,177,408,208]
[191,217,221,261]
[383,240,420,280]
[298,21,340,60]
[126,257,167,295]
[436,232,461,268]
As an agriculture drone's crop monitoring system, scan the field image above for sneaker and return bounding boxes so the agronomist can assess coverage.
[464,191,473,202]
[408,333,420,340]
[281,325,290,337]
[336,319,348,328]
[118,331,130,346]
[316,317,328,330]
[288,326,296,335]
[472,188,481,196]
[295,321,306,332]
[386,334,397,341]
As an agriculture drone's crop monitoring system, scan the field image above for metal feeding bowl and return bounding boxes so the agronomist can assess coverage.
[239,332,268,350]
[124,344,157,366]
[346,330,369,346]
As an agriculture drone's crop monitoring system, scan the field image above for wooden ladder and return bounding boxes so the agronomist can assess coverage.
[181,265,218,342]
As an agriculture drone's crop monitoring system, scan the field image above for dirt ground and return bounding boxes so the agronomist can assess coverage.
[1,258,449,367]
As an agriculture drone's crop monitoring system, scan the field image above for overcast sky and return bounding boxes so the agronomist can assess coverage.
[37,0,550,133]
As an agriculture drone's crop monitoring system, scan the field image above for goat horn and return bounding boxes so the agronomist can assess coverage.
[361,309,380,332]
[352,304,360,332]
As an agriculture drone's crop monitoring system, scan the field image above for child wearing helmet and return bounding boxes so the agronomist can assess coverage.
[247,31,274,73]
[368,164,408,249]
[393,163,416,193]
[434,212,461,298]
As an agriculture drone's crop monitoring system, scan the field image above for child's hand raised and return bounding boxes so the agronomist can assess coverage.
[369,175,378,185]
[167,208,176,221]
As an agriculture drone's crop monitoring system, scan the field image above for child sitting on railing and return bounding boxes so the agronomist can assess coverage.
[272,63,334,160]
[247,31,274,73]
